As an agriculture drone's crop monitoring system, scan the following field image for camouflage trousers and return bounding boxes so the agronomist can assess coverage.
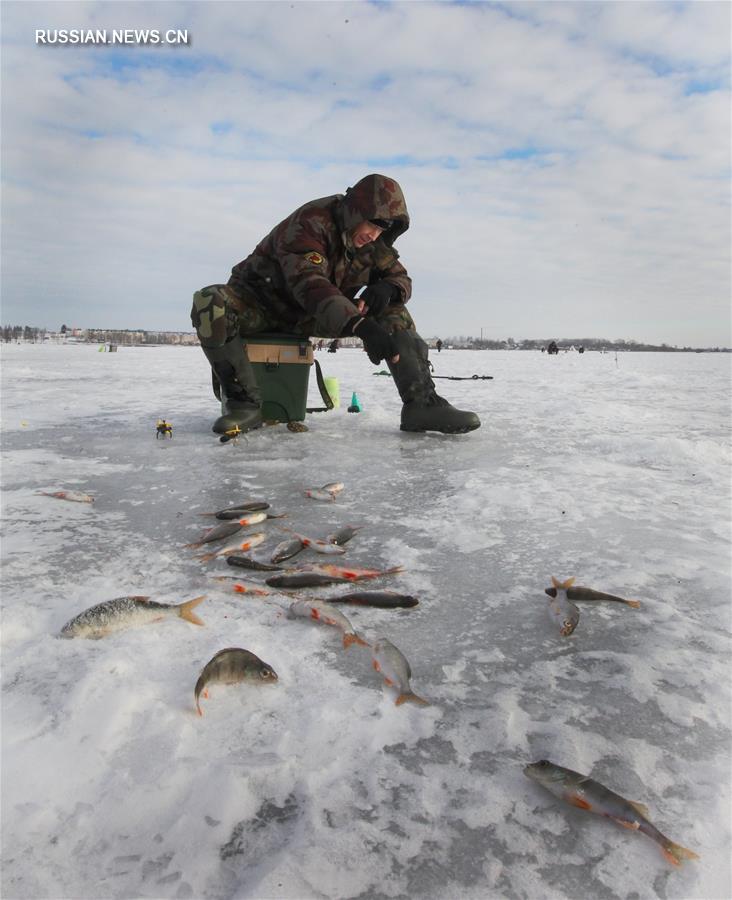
[191,284,418,347]
[191,283,431,405]
[190,284,281,348]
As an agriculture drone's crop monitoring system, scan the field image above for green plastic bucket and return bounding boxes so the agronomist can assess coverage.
[244,334,313,423]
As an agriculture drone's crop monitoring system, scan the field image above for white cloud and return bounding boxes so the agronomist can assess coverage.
[1,0,729,345]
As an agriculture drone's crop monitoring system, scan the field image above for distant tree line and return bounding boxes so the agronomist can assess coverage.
[3,325,728,352]
[2,326,196,346]
[2,325,47,342]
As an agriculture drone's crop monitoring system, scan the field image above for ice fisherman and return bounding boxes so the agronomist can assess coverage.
[191,173,480,436]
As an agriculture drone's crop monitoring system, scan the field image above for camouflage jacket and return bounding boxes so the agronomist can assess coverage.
[228,173,412,335]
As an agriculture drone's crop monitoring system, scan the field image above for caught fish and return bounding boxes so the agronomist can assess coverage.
[523,759,699,867]
[60,595,206,639]
[306,538,346,556]
[186,511,268,548]
[212,509,284,521]
[303,564,404,582]
[236,510,268,528]
[227,555,282,572]
[326,524,363,545]
[371,638,429,706]
[209,575,271,595]
[214,508,284,520]
[231,582,271,596]
[545,583,641,609]
[304,488,337,502]
[199,501,271,518]
[266,571,351,589]
[197,532,266,563]
[185,520,244,549]
[321,482,344,495]
[546,576,580,636]
[327,590,419,609]
[37,490,94,503]
[289,532,346,555]
[271,536,306,564]
[287,599,369,649]
[195,647,278,716]
[211,509,254,520]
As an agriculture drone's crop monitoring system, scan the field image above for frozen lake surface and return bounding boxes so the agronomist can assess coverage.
[1,343,730,900]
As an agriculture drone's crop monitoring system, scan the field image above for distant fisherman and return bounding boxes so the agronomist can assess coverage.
[524,760,699,867]
[195,648,278,716]
[61,595,206,639]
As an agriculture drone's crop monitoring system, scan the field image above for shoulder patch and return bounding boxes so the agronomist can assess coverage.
[303,251,325,265]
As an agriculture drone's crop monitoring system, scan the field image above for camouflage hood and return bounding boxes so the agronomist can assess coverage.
[338,174,410,248]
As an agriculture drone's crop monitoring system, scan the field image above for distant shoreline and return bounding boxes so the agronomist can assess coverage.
[2,333,730,354]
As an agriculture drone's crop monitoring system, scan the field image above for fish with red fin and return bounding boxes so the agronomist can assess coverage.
[524,759,698,867]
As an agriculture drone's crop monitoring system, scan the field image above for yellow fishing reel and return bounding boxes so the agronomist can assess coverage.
[156,419,173,439]
[219,424,242,444]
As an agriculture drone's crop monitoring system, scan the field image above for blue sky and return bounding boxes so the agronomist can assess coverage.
[1,0,730,345]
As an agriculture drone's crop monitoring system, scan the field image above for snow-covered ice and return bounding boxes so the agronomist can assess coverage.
[1,342,730,900]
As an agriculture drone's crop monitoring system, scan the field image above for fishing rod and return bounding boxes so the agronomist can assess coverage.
[433,374,493,381]
[373,371,493,381]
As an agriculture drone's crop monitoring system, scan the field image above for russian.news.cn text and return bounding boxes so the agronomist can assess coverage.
[35,29,189,46]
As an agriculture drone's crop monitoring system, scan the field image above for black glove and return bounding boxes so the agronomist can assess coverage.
[349,316,397,365]
[360,281,399,319]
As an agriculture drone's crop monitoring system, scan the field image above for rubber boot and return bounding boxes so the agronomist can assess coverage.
[201,341,263,435]
[387,330,481,434]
